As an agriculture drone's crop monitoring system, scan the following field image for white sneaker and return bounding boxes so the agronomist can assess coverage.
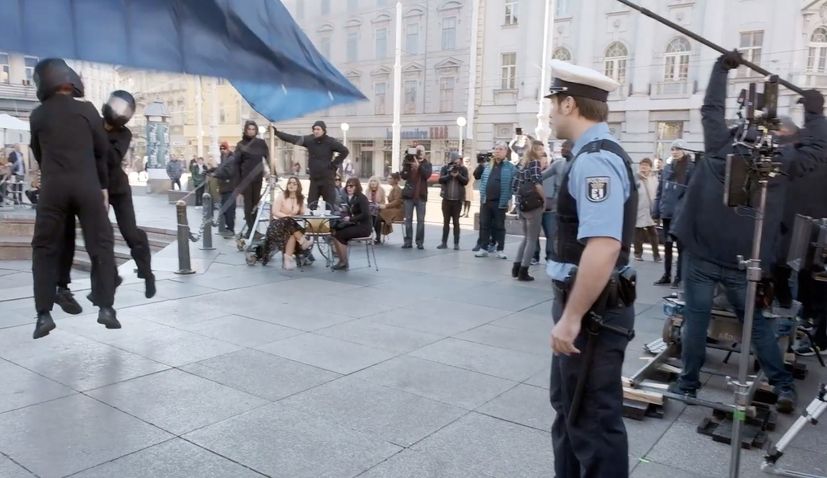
[496,251,508,260]
[283,255,297,271]
[474,250,489,258]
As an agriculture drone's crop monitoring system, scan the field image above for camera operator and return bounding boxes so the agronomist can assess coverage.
[474,143,514,259]
[668,51,827,413]
[437,153,468,250]
[400,148,432,249]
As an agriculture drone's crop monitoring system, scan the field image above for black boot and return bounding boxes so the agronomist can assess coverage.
[144,273,156,299]
[33,312,56,339]
[401,242,413,249]
[55,287,82,315]
[512,262,520,278]
[437,242,448,249]
[654,274,672,286]
[97,307,122,329]
[454,241,460,251]
[518,266,535,282]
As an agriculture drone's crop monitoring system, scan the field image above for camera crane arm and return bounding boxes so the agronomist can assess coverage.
[616,0,806,96]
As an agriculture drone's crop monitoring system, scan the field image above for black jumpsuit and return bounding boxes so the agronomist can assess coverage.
[30,95,116,313]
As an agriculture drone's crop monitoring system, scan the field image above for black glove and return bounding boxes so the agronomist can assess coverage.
[798,89,825,115]
[719,50,743,71]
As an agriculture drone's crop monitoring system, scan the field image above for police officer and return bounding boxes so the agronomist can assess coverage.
[29,58,119,339]
[545,60,637,478]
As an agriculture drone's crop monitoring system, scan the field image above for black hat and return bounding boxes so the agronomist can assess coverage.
[33,58,84,102]
[243,120,259,137]
[312,120,327,133]
[102,90,136,128]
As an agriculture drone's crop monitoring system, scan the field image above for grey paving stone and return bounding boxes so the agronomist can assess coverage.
[455,323,552,356]
[180,348,340,401]
[489,311,554,337]
[87,369,268,435]
[368,305,500,336]
[410,338,545,381]
[351,356,516,410]
[185,403,401,478]
[477,383,553,432]
[411,412,553,478]
[117,297,232,327]
[630,461,709,478]
[0,394,171,478]
[122,279,220,300]
[523,361,551,389]
[359,449,497,478]
[0,455,35,478]
[0,360,75,413]
[281,376,467,447]
[445,283,551,312]
[239,304,357,331]
[71,438,266,478]
[180,314,303,347]
[315,319,443,354]
[256,333,396,374]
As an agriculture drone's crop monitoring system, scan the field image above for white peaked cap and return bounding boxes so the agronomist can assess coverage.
[546,59,620,102]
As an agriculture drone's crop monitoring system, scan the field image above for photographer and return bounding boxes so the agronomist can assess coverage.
[668,52,827,413]
[437,153,468,250]
[400,148,432,249]
[474,142,514,259]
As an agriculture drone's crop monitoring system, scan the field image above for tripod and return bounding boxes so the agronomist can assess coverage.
[762,383,827,477]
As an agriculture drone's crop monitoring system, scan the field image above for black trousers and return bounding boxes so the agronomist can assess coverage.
[33,177,116,313]
[220,191,236,232]
[170,178,181,190]
[441,199,462,244]
[241,176,263,233]
[307,178,338,209]
[798,269,827,348]
[550,287,633,478]
[662,218,683,280]
[194,183,205,206]
[477,201,505,251]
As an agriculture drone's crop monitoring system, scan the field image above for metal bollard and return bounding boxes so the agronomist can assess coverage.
[175,200,195,274]
[201,193,215,250]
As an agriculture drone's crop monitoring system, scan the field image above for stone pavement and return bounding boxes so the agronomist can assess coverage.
[1,191,826,478]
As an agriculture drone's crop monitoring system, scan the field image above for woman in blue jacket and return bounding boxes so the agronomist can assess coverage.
[653,140,694,288]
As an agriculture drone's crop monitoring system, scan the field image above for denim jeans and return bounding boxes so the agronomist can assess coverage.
[677,252,794,393]
[477,201,506,251]
[404,199,426,245]
[534,211,557,262]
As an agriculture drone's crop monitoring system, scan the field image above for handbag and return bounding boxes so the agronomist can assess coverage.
[518,181,544,212]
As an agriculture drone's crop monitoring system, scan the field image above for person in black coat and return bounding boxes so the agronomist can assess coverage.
[330,177,372,270]
[235,120,270,234]
[400,150,432,249]
[213,142,238,234]
[274,120,349,209]
[29,58,119,339]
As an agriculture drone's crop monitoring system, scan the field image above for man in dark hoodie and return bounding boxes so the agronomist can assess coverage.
[274,120,349,209]
[669,51,827,413]
[235,120,270,234]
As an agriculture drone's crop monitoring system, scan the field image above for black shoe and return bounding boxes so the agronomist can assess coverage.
[667,381,697,399]
[671,278,681,289]
[511,262,520,278]
[33,313,56,339]
[517,266,535,282]
[417,243,424,250]
[776,388,797,414]
[472,244,481,252]
[374,239,381,245]
[331,262,349,271]
[402,243,413,249]
[55,288,83,315]
[437,242,448,249]
[97,307,121,329]
[115,275,123,288]
[454,243,460,251]
[144,274,156,299]
[654,275,672,286]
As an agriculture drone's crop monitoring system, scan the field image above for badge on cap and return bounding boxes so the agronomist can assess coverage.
[586,176,610,202]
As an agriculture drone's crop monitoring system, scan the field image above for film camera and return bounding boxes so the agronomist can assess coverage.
[723,75,782,208]
[476,152,493,164]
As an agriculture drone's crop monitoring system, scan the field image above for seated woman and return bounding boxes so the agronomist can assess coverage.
[260,176,312,270]
[378,172,403,238]
[331,178,372,271]
[366,176,386,244]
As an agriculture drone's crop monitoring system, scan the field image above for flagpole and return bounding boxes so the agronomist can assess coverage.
[535,1,554,156]
[391,0,402,173]
[195,76,204,158]
[466,0,480,146]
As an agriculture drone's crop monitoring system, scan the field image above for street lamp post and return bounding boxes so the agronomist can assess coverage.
[456,116,467,157]
[534,0,554,157]
[340,122,350,147]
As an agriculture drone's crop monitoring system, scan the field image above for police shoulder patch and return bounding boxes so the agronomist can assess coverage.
[586,176,610,203]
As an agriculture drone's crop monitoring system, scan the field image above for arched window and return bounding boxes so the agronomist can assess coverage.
[664,37,690,81]
[553,47,572,62]
[808,27,827,73]
[604,42,628,84]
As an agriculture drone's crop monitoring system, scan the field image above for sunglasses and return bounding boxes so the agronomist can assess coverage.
[346,184,356,188]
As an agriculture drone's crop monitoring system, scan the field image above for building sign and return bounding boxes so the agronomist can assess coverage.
[385,126,449,140]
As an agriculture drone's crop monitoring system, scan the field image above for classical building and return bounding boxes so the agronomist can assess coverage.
[0,52,39,122]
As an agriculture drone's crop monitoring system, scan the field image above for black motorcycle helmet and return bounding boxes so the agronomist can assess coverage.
[32,58,84,102]
[102,90,136,128]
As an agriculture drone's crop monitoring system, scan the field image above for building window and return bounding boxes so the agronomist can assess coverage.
[439,76,455,112]
[552,47,571,62]
[442,16,457,50]
[664,37,690,81]
[505,0,519,25]
[738,30,763,77]
[404,80,417,114]
[219,103,226,123]
[0,52,9,84]
[24,56,39,84]
[320,36,332,58]
[406,22,419,54]
[808,27,827,73]
[321,0,330,15]
[375,28,388,59]
[604,41,628,84]
[296,0,304,19]
[347,31,359,62]
[500,52,517,89]
[348,0,358,10]
[555,0,569,16]
[374,82,387,114]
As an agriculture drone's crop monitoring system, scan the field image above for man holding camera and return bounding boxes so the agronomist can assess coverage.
[437,153,469,250]
[400,147,432,249]
[668,51,827,413]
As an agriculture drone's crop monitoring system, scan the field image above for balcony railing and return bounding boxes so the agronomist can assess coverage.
[0,82,37,101]
[653,80,690,98]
